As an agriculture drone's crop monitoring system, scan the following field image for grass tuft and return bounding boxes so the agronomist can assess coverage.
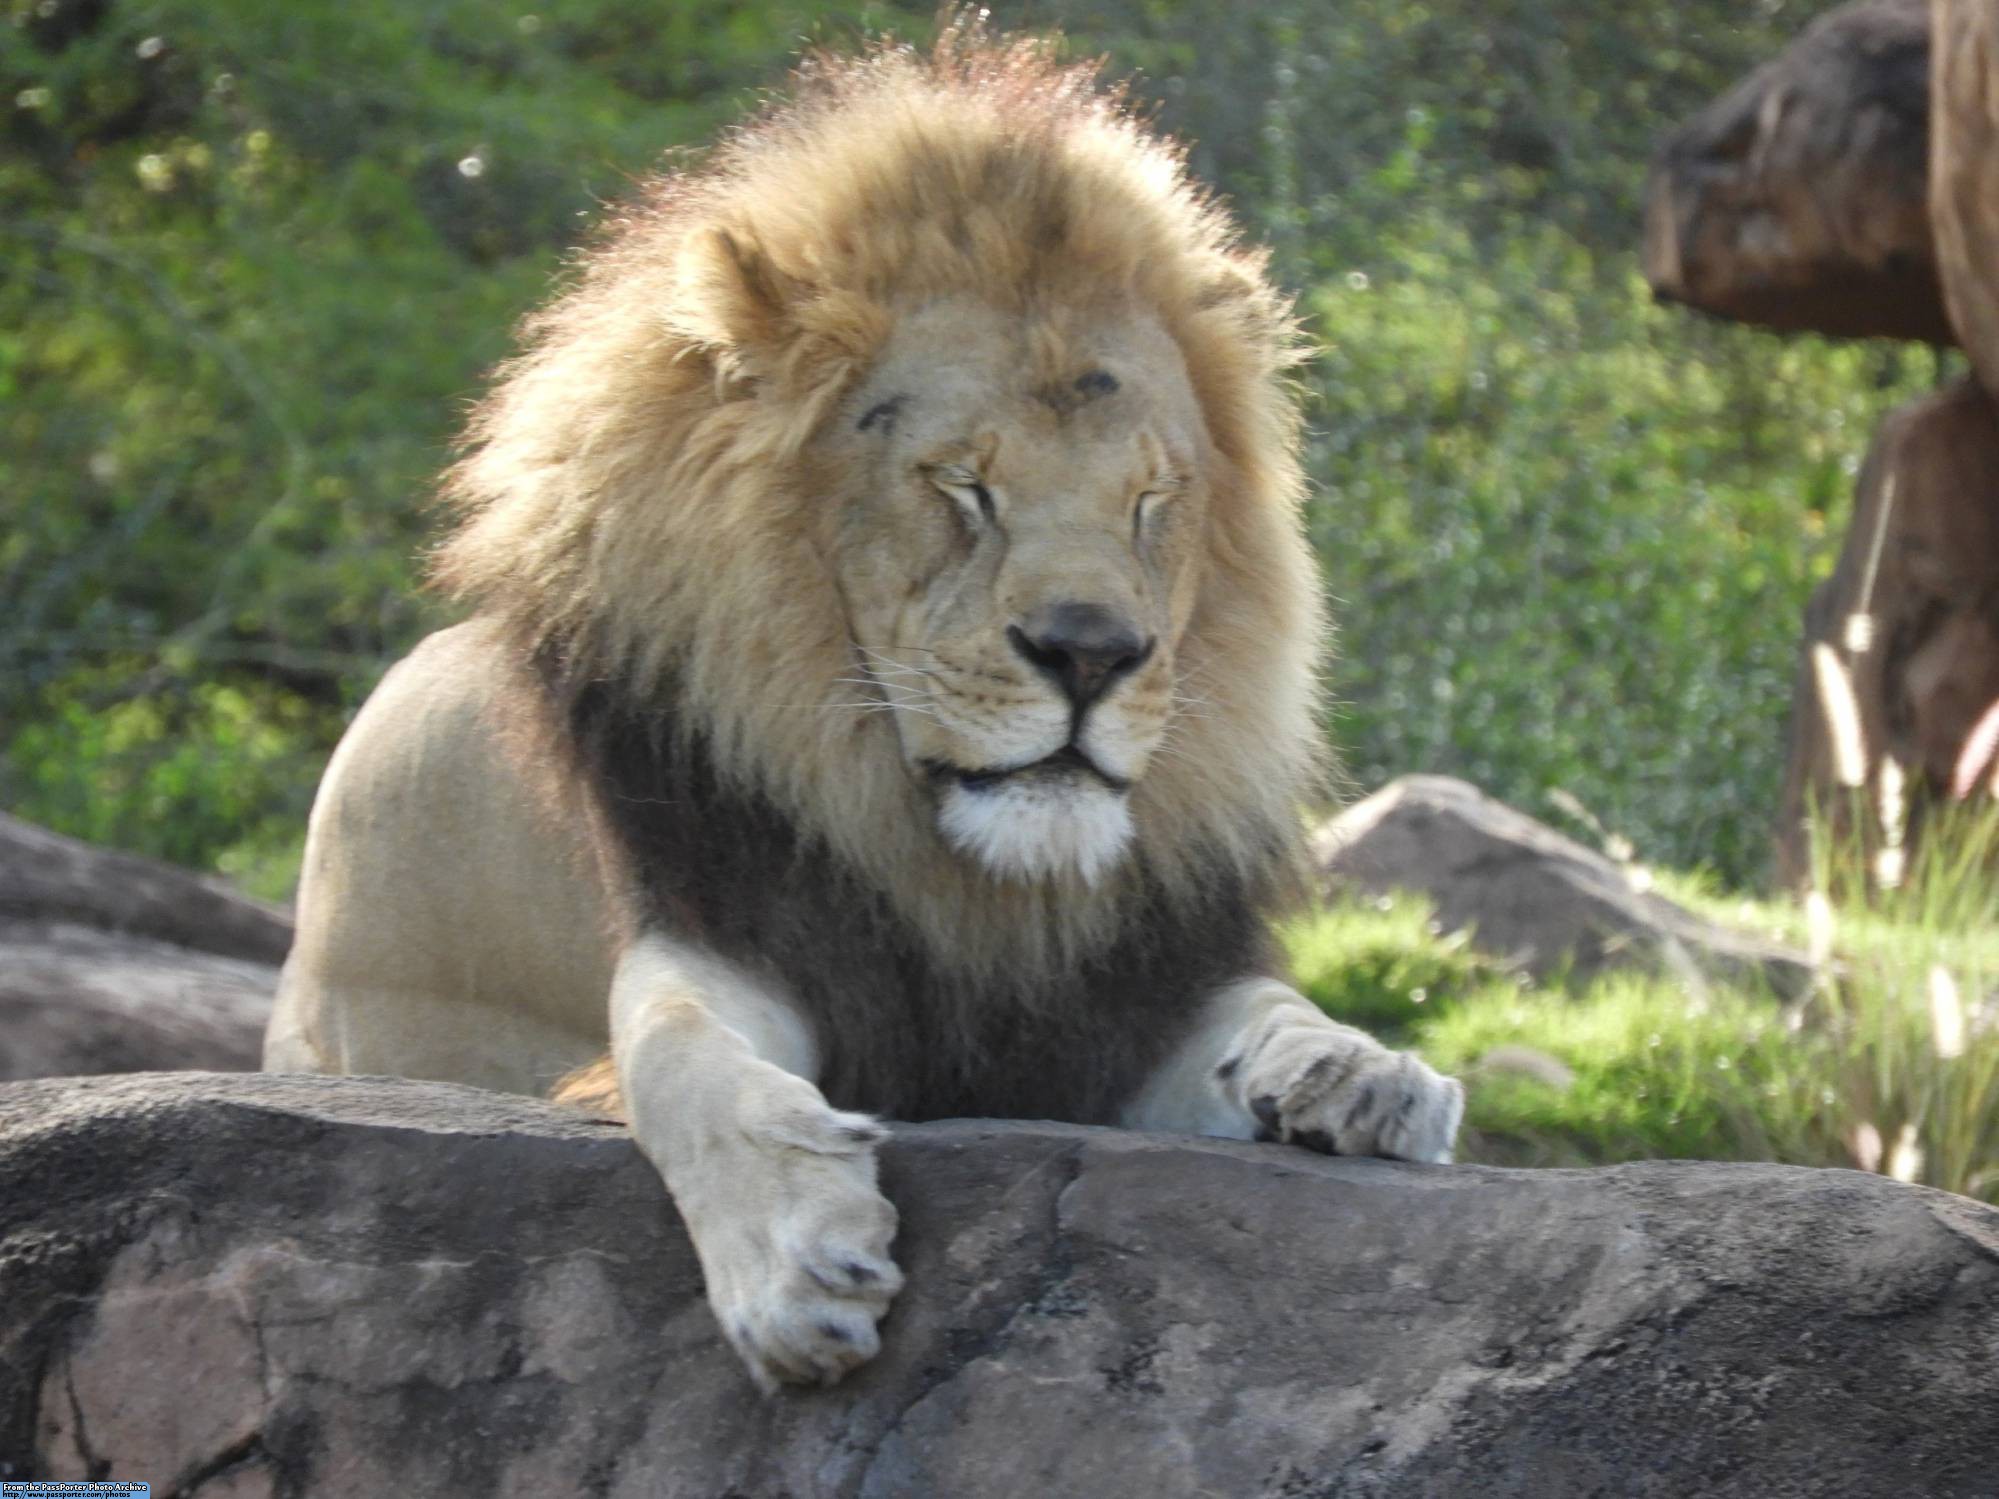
[1283,804,1999,1203]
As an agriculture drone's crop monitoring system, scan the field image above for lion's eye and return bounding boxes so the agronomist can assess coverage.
[1133,491,1166,546]
[931,468,996,527]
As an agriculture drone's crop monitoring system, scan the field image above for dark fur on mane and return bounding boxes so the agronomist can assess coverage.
[550,656,1274,1124]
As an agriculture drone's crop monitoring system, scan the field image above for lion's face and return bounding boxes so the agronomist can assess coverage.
[821,299,1210,885]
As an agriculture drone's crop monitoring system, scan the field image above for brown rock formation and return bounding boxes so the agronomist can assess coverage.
[1765,4,1999,884]
[0,811,292,966]
[1643,0,1949,344]
[1316,777,1810,995]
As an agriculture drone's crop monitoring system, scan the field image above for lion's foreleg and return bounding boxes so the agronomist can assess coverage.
[611,932,901,1390]
[1122,978,1465,1163]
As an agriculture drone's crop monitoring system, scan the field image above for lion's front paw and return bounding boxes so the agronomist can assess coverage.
[1235,1014,1464,1164]
[675,1094,903,1392]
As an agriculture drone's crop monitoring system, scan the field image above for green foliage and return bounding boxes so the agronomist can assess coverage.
[1306,216,1935,880]
[1796,794,1999,1199]
[8,664,316,897]
[2,0,923,877]
[1283,894,1510,1040]
[1070,0,1840,259]
[1417,974,1816,1169]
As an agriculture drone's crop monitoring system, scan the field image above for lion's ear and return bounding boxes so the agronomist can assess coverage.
[674,225,805,369]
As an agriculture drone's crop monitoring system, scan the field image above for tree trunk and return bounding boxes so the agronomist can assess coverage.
[1932,0,1999,392]
[1777,377,1999,885]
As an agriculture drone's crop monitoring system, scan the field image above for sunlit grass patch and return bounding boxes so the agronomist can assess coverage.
[1280,822,1999,1203]
[1282,894,1516,1042]
[1416,975,1821,1170]
[1794,794,1999,1201]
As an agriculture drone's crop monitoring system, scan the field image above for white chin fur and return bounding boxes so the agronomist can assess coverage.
[937,778,1135,886]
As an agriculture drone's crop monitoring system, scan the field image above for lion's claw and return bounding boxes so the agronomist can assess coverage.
[1235,1013,1463,1163]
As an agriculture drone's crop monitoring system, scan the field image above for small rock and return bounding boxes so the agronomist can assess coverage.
[1475,1045,1578,1091]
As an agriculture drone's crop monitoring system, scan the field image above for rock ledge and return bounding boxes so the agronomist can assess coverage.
[2,1072,1995,1497]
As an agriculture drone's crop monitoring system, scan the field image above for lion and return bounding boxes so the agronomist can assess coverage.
[265,25,1465,1391]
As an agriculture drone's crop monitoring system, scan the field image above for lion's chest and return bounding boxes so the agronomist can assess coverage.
[565,678,1266,1123]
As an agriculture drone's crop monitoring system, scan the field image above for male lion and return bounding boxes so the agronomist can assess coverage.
[266,27,1464,1391]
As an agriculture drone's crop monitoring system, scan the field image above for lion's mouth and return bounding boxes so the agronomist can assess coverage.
[925,743,1131,795]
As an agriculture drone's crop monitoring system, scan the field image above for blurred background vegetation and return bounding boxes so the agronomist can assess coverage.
[1,0,1949,898]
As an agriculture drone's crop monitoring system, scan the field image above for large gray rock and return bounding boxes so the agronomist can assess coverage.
[0,812,293,965]
[1314,776,1812,994]
[0,813,291,1080]
[4,1072,1996,1497]
[0,921,276,1080]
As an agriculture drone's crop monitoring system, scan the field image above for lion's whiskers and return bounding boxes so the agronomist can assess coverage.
[828,676,939,715]
[815,701,941,721]
[1170,686,1217,722]
[853,650,933,669]
[1143,734,1200,769]
[857,646,942,672]
[857,646,973,687]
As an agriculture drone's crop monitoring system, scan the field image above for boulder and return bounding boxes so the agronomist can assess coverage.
[0,811,293,966]
[1315,776,1810,994]
[1642,0,1951,343]
[0,813,291,1080]
[3,1072,1997,1497]
[1776,376,1999,885]
[1932,0,1999,392]
[0,921,276,1081]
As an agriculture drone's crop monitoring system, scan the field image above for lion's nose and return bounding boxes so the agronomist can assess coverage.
[1008,603,1154,708]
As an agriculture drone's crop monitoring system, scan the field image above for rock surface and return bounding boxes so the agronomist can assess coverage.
[0,812,293,966]
[1642,0,1949,343]
[0,921,277,1080]
[0,813,290,1081]
[1776,376,1999,885]
[6,1071,1997,1497]
[1932,0,1999,392]
[1316,776,1811,994]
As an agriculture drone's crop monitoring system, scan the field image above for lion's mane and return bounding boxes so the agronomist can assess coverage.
[432,24,1326,997]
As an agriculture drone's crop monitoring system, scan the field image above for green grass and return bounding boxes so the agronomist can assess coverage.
[1281,895,1514,1040]
[1284,803,1999,1201]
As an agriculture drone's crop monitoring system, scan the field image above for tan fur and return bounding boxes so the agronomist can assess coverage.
[431,24,1325,984]
[268,621,617,1093]
[553,1053,620,1116]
